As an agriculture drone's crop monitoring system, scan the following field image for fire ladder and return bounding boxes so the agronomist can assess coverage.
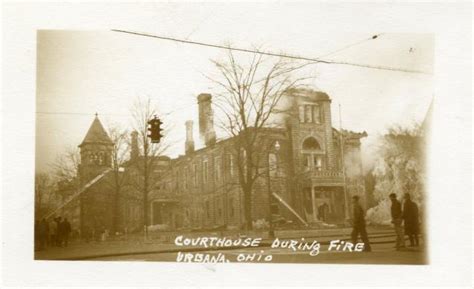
[44,168,112,219]
[272,192,309,227]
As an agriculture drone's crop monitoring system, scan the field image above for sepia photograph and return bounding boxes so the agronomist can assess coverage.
[2,1,472,288]
[34,28,432,264]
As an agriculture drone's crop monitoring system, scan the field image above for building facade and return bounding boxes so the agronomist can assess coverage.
[148,88,368,230]
[69,88,367,234]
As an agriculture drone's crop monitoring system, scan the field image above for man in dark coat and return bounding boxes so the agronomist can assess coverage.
[389,193,405,249]
[351,195,371,252]
[402,193,420,247]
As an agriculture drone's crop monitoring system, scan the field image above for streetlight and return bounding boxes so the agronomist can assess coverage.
[267,140,280,239]
[274,141,281,151]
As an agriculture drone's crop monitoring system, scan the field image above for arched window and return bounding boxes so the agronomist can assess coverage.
[302,137,321,150]
[302,137,324,171]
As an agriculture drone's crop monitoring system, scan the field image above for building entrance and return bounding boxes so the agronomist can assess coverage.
[302,186,345,224]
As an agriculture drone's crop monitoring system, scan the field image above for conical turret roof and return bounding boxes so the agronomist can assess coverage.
[79,114,113,147]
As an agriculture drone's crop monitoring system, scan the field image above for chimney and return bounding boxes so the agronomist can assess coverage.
[185,120,195,154]
[130,131,139,161]
[197,93,216,146]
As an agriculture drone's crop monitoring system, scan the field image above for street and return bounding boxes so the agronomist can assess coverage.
[84,230,426,265]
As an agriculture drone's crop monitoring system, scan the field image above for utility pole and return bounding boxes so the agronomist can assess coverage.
[339,104,350,222]
[143,116,163,240]
[266,149,275,239]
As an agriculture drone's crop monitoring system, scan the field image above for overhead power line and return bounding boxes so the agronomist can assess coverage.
[316,34,382,59]
[111,29,431,75]
[36,101,198,117]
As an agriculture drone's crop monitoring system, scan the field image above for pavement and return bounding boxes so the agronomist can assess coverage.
[93,243,426,265]
[34,226,426,264]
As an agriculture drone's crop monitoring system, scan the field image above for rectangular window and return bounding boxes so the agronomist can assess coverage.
[305,105,313,123]
[242,149,248,177]
[203,160,208,183]
[176,170,179,191]
[313,105,322,124]
[184,166,188,190]
[215,157,221,182]
[193,163,198,186]
[304,154,311,167]
[314,155,322,171]
[229,154,235,177]
[299,106,305,123]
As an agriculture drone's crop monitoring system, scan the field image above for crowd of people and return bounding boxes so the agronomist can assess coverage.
[351,193,421,252]
[34,216,72,251]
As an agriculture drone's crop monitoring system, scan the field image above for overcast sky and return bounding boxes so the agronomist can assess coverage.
[35,4,433,173]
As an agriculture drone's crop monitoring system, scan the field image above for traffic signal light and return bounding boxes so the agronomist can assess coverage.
[147,117,163,143]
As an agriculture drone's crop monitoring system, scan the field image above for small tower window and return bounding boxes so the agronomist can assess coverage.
[98,151,105,165]
[87,152,94,164]
[88,152,98,164]
[299,105,323,124]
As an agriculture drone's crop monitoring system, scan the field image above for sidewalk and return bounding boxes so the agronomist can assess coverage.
[34,226,393,260]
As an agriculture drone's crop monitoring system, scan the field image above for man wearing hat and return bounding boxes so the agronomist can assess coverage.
[389,193,405,250]
[351,195,371,252]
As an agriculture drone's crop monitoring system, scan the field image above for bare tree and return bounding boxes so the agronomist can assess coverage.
[130,97,171,235]
[50,146,82,204]
[208,50,309,230]
[35,172,56,219]
[51,146,81,183]
[102,123,129,233]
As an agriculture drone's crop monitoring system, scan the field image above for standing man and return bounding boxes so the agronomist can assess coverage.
[389,193,405,250]
[351,195,371,252]
[402,193,420,247]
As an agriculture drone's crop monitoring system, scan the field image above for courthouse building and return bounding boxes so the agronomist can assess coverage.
[72,88,367,233]
[146,88,367,230]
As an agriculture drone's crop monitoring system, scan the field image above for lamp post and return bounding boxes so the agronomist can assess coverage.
[267,141,280,239]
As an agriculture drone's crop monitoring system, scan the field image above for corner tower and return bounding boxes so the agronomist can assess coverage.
[78,114,114,182]
[286,88,336,172]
